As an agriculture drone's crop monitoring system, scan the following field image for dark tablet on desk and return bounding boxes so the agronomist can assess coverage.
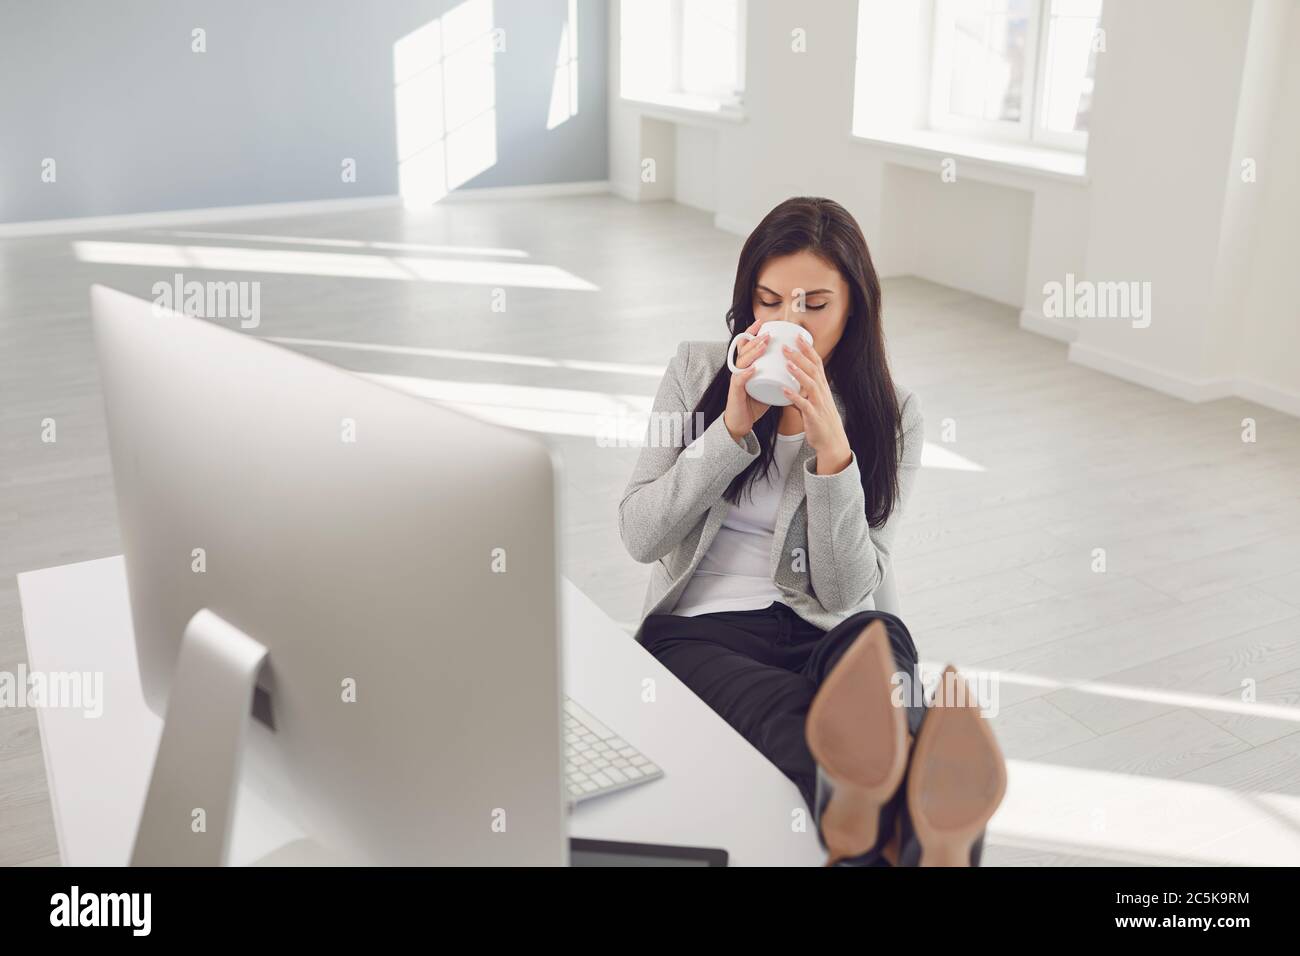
[569,837,728,867]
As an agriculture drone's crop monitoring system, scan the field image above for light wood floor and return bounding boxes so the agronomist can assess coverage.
[2,195,1298,866]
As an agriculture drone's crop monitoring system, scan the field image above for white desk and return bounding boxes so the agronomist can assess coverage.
[17,556,824,867]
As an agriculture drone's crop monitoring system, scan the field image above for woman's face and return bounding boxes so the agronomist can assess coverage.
[750,250,850,360]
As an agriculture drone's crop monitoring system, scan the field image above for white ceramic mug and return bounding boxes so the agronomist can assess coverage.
[726,321,814,406]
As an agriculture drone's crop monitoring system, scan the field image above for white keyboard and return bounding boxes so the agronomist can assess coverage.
[564,697,663,805]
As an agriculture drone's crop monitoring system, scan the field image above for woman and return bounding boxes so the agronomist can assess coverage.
[619,197,1006,866]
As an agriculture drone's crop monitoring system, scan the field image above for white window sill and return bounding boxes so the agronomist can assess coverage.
[621,93,748,127]
[851,129,1089,185]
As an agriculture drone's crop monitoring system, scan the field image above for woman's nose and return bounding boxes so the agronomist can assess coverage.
[787,296,812,325]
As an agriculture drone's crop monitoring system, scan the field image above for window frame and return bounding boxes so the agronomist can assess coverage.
[1030,0,1097,152]
[927,0,1097,154]
[671,0,747,106]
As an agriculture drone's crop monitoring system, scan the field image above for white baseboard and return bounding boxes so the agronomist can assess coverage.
[0,195,402,239]
[0,182,614,236]
[1067,341,1233,402]
[608,181,639,201]
[1233,378,1300,417]
[441,180,610,202]
[1067,340,1300,416]
[713,212,752,236]
[608,181,697,205]
[1019,309,1078,344]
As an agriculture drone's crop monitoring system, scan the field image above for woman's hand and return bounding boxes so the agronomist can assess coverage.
[723,322,774,444]
[782,337,854,475]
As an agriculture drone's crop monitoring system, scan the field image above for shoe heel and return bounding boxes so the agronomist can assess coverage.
[906,665,1006,867]
[806,620,910,865]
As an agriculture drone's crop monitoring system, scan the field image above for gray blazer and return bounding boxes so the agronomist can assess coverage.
[619,339,924,635]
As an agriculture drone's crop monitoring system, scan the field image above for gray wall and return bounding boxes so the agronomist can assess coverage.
[0,0,608,223]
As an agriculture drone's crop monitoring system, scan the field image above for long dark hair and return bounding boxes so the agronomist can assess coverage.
[693,197,903,526]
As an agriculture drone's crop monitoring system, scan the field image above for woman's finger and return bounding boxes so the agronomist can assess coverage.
[737,335,767,369]
[781,387,812,414]
[785,360,819,400]
[796,335,822,364]
[795,337,829,385]
[733,364,759,392]
[782,343,818,381]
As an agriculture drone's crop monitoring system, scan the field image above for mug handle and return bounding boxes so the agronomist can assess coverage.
[726,331,757,373]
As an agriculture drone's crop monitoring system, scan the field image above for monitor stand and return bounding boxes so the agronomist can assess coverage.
[130,609,268,866]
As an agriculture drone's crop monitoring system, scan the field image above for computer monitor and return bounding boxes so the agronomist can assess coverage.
[90,284,567,865]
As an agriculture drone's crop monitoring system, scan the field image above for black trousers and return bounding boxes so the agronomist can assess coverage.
[637,601,921,813]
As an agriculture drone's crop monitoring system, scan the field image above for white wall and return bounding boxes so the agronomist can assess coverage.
[608,0,1300,415]
[0,0,609,225]
[1236,2,1300,406]
[607,0,1089,321]
[1208,0,1293,371]
[881,166,1032,308]
[673,125,718,213]
[1069,0,1299,412]
[1070,0,1255,392]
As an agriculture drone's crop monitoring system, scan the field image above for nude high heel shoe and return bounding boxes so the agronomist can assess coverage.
[805,621,912,866]
[897,665,1007,867]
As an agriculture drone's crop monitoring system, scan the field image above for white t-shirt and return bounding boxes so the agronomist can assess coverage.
[672,431,806,617]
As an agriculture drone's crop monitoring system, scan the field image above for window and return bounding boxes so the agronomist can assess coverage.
[619,0,746,111]
[929,0,1101,151]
